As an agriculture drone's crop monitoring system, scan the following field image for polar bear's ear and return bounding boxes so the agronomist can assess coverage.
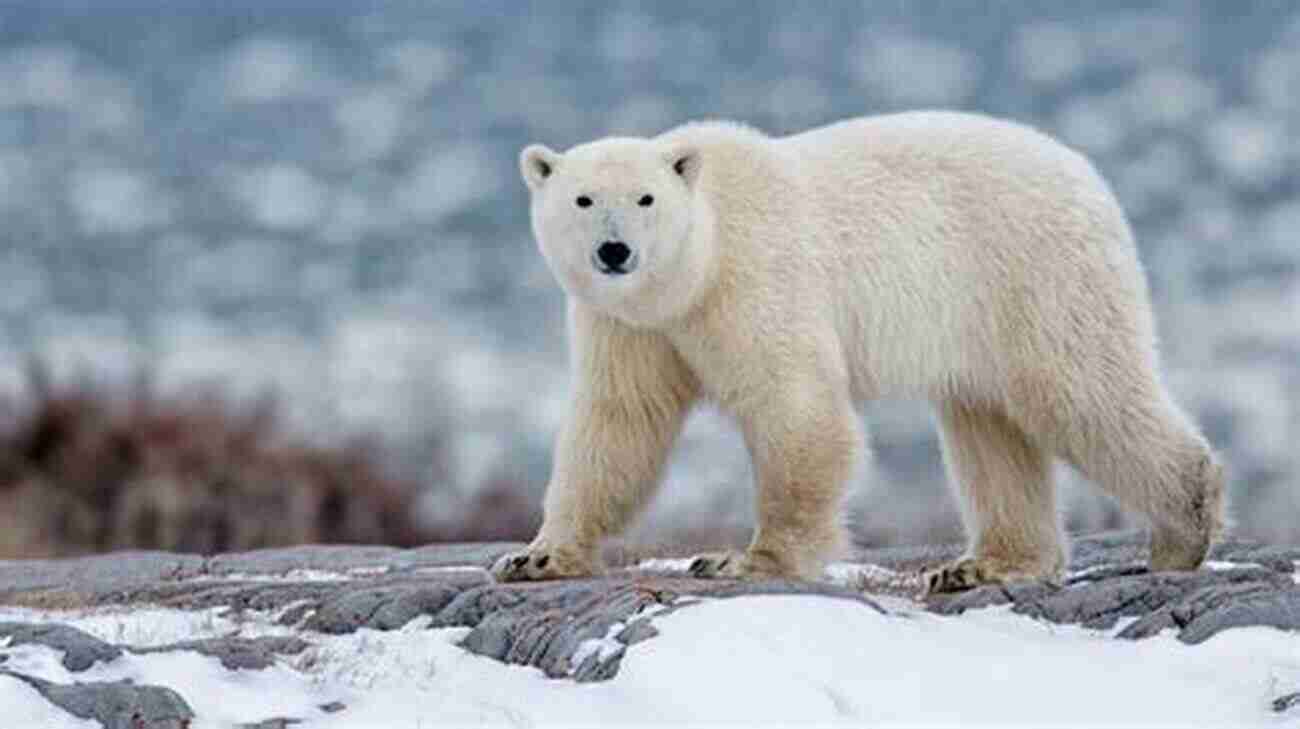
[665,145,701,189]
[520,144,561,190]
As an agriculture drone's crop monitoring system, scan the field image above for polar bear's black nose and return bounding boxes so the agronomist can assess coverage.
[595,241,634,273]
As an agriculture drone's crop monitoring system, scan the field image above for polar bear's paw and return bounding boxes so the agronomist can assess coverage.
[922,556,1062,595]
[686,551,744,579]
[490,544,598,582]
[686,550,793,580]
[922,558,995,595]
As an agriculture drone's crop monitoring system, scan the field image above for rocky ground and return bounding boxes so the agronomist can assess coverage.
[1,531,1298,728]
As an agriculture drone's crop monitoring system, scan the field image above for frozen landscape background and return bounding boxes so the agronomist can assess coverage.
[0,0,1297,547]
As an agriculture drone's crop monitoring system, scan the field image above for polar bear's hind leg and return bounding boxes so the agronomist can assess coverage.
[925,400,1066,595]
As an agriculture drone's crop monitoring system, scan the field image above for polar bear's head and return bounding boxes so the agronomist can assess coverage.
[520,138,711,326]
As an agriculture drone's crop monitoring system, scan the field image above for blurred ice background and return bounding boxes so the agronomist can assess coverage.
[0,0,1296,547]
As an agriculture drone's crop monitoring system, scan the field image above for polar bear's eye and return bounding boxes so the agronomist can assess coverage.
[576,196,593,208]
[638,194,654,207]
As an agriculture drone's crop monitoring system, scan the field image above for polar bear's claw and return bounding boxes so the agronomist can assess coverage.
[923,558,991,595]
[490,546,594,582]
[687,552,736,578]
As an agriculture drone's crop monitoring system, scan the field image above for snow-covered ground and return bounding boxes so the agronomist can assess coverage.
[3,589,1298,727]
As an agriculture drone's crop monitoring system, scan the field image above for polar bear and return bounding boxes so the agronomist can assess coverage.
[492,111,1225,593]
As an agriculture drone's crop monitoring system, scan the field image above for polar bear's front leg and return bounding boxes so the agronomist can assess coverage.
[492,308,697,583]
[690,383,862,581]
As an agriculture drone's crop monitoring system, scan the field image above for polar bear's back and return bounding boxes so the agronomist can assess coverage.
[779,111,1154,400]
[778,111,1127,250]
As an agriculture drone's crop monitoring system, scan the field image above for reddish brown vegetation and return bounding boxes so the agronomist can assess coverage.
[0,364,537,558]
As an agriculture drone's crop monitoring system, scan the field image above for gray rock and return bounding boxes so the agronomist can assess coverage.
[616,618,658,645]
[240,719,301,729]
[0,622,122,671]
[2,670,193,729]
[431,583,530,628]
[1275,691,1300,713]
[140,635,310,670]
[0,551,206,607]
[205,544,400,577]
[1156,588,1300,645]
[300,587,402,634]
[300,582,470,634]
[458,581,668,681]
[367,584,466,630]
[205,542,521,577]
[1016,567,1292,634]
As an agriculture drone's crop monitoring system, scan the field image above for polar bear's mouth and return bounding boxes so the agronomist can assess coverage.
[592,240,638,276]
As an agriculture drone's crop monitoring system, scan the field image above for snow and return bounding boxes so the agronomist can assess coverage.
[395,143,503,222]
[230,164,331,231]
[1205,110,1290,186]
[2,586,1299,727]
[68,165,173,236]
[850,31,978,105]
[568,622,626,675]
[221,37,326,103]
[0,669,98,729]
[1013,22,1086,85]
[333,88,405,163]
[379,41,457,95]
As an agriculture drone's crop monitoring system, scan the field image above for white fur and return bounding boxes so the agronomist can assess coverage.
[495,111,1225,587]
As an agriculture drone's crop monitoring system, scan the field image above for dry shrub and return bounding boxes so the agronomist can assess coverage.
[0,363,536,558]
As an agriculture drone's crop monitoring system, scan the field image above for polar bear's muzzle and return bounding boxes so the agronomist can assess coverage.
[592,240,638,276]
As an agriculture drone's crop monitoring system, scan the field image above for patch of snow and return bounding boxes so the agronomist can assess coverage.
[1068,562,1145,580]
[33,315,139,382]
[1124,68,1218,128]
[191,569,354,584]
[333,88,405,162]
[395,143,502,222]
[600,12,665,65]
[617,596,1300,725]
[0,606,239,647]
[1013,22,1085,85]
[764,76,831,128]
[1056,95,1125,153]
[230,164,331,231]
[221,37,327,103]
[1090,12,1187,66]
[379,41,457,94]
[1117,140,1195,216]
[850,31,978,105]
[0,672,97,729]
[319,189,388,245]
[0,595,1297,726]
[0,150,35,211]
[824,562,920,593]
[636,558,697,574]
[1204,109,1290,186]
[606,94,679,136]
[1251,47,1300,111]
[449,430,508,493]
[0,251,48,315]
[68,165,174,236]
[412,566,489,576]
[0,45,136,130]
[1205,560,1264,572]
